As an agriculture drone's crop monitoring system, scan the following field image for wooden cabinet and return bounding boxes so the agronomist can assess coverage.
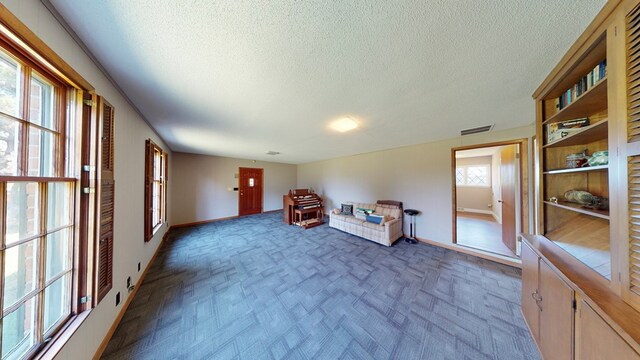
[577,300,640,360]
[521,242,574,360]
[521,243,540,343]
[535,21,611,280]
[538,260,574,360]
[524,1,640,359]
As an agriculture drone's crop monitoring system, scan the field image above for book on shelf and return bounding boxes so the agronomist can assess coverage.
[555,60,606,111]
[546,117,589,143]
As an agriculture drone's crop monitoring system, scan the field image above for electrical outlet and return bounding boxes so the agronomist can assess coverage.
[115,292,121,306]
[138,262,141,272]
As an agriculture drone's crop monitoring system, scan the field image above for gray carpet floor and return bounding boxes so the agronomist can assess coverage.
[101,211,539,360]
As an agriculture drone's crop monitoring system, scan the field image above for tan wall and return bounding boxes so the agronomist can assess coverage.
[455,156,493,212]
[1,1,172,359]
[297,125,535,245]
[171,153,297,225]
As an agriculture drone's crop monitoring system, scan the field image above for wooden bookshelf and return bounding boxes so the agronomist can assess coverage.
[544,165,608,174]
[524,2,640,359]
[543,200,610,220]
[543,119,608,148]
[543,78,608,125]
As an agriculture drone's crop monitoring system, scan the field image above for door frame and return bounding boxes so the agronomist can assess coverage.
[451,138,529,254]
[238,167,264,216]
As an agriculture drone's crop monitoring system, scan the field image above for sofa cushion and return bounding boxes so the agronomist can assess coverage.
[375,204,401,219]
[362,221,384,232]
[341,203,353,215]
[343,216,365,225]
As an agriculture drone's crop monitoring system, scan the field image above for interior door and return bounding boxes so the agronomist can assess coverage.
[500,145,517,253]
[238,167,263,216]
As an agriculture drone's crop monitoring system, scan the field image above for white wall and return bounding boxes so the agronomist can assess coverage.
[297,125,535,245]
[0,1,172,359]
[455,156,493,213]
[171,152,297,225]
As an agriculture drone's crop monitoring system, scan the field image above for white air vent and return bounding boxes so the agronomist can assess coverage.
[461,124,494,136]
[266,151,280,155]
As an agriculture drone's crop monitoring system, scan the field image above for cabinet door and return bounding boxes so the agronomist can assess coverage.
[521,242,540,342]
[539,259,574,360]
[577,301,640,360]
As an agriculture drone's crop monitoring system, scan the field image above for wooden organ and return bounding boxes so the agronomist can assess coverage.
[283,189,324,229]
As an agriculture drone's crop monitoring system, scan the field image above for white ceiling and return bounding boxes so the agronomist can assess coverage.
[49,1,606,164]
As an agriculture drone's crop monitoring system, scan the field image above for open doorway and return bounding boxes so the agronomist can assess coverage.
[452,139,528,258]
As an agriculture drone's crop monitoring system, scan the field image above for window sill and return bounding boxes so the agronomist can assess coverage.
[35,310,90,360]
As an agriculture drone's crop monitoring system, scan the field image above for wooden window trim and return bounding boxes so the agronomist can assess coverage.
[144,140,166,242]
[0,9,95,359]
[0,4,93,91]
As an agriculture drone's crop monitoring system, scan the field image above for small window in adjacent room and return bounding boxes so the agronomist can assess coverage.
[456,165,490,187]
[144,140,167,241]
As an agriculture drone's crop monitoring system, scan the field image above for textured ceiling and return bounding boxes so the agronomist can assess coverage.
[49,0,606,164]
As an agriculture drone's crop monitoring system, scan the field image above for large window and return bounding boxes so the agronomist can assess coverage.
[144,140,166,241]
[0,44,76,360]
[456,165,490,187]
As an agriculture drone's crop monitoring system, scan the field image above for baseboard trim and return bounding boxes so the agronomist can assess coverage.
[92,230,169,360]
[170,209,283,229]
[415,236,521,268]
[492,212,501,223]
[458,208,494,215]
[170,216,238,229]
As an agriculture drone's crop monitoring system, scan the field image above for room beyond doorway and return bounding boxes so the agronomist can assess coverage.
[457,212,516,257]
[452,139,529,259]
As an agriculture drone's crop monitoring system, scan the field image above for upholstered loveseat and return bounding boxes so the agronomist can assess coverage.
[329,200,403,246]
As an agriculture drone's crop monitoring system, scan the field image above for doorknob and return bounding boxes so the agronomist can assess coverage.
[498,200,503,203]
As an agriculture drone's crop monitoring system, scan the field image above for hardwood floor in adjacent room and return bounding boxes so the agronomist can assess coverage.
[457,212,517,258]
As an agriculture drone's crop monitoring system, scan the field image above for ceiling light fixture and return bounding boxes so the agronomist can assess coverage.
[330,117,359,133]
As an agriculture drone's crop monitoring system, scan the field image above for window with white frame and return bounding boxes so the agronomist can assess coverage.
[456,165,490,186]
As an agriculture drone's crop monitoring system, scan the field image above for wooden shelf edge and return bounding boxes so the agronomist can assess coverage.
[544,165,608,174]
[542,78,608,125]
[543,119,608,148]
[521,234,640,353]
[543,201,610,220]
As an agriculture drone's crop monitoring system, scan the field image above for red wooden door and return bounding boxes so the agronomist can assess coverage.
[500,145,517,253]
[239,167,263,216]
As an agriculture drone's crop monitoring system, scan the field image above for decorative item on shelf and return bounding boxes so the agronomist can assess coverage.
[584,196,609,211]
[566,150,588,168]
[549,196,558,204]
[564,190,595,205]
[563,190,609,210]
[585,150,608,167]
[547,117,589,143]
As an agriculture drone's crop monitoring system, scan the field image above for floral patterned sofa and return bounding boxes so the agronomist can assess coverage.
[329,200,403,246]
